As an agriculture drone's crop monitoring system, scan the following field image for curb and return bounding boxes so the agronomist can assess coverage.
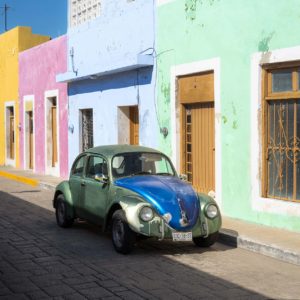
[39,182,56,191]
[0,170,39,187]
[219,229,300,266]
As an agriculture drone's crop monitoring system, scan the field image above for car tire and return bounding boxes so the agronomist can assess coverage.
[111,209,136,254]
[55,194,74,228]
[193,231,219,247]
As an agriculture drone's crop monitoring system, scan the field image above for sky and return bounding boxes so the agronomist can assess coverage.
[0,0,67,38]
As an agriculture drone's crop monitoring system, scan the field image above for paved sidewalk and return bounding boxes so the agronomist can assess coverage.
[1,166,300,266]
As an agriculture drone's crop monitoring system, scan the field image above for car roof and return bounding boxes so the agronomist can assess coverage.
[85,144,163,158]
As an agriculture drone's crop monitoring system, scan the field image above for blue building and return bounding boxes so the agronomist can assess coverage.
[58,0,158,168]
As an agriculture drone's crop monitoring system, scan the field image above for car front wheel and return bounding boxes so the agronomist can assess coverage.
[55,195,74,228]
[193,231,219,247]
[112,210,136,254]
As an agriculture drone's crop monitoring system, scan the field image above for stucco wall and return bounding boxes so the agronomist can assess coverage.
[65,0,159,168]
[65,0,155,80]
[0,27,50,167]
[157,0,300,232]
[19,35,68,178]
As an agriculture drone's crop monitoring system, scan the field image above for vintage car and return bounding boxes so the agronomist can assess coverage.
[53,145,221,254]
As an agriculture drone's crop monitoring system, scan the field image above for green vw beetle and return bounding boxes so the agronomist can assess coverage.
[53,145,221,254]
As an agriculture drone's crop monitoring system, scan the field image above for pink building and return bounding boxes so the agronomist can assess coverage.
[19,35,68,178]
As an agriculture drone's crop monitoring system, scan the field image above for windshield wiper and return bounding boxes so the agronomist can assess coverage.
[130,171,151,176]
[156,172,173,176]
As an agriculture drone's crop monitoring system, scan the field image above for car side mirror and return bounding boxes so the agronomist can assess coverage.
[179,174,188,181]
[95,173,109,183]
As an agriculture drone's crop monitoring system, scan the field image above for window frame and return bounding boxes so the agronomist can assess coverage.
[71,154,87,177]
[262,61,300,202]
[85,154,108,180]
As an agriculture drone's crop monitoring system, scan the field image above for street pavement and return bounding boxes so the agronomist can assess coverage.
[2,165,300,267]
[1,177,300,299]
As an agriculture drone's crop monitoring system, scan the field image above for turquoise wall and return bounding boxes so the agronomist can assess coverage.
[157,0,300,231]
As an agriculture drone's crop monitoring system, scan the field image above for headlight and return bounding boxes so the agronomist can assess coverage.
[205,204,218,219]
[139,206,154,222]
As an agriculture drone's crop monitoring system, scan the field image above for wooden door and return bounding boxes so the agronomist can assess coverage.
[9,115,14,159]
[183,103,215,193]
[29,112,34,169]
[51,106,58,167]
[178,71,215,194]
[129,106,139,145]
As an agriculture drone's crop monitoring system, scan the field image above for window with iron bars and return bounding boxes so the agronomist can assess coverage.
[80,109,93,152]
[262,63,300,202]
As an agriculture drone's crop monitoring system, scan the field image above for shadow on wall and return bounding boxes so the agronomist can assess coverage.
[68,67,154,96]
[0,190,267,299]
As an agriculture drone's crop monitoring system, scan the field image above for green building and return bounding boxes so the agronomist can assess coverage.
[157,0,300,232]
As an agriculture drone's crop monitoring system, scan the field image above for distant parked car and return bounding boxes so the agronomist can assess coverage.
[53,145,221,254]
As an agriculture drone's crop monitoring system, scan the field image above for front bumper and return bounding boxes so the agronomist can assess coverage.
[129,212,221,240]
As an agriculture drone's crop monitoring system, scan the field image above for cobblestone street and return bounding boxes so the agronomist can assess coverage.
[1,178,300,299]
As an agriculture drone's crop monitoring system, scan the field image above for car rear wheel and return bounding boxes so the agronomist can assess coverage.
[193,231,219,247]
[112,209,136,254]
[55,194,74,228]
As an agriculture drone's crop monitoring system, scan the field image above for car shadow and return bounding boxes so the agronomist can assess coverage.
[0,190,271,299]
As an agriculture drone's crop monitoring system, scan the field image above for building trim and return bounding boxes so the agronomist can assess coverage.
[23,95,35,171]
[4,101,16,167]
[251,46,300,217]
[44,89,60,177]
[170,57,222,207]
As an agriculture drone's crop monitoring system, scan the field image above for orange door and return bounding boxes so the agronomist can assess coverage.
[9,115,14,159]
[129,106,139,145]
[183,103,215,193]
[51,106,57,167]
[29,112,34,169]
[178,72,215,194]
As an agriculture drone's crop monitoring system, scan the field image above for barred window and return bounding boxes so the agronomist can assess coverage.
[80,109,94,152]
[263,64,300,202]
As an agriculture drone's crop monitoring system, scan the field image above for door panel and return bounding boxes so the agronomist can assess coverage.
[9,115,14,159]
[183,103,215,194]
[129,106,139,145]
[51,106,57,167]
[29,112,33,169]
[69,155,86,215]
[81,155,109,225]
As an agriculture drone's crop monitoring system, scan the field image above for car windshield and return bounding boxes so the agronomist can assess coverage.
[112,152,176,178]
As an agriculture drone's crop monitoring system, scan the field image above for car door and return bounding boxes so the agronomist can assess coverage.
[80,155,109,225]
[69,154,87,215]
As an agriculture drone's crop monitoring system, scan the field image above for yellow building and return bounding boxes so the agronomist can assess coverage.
[0,27,50,167]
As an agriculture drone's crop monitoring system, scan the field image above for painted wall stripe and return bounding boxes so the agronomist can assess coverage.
[0,171,39,187]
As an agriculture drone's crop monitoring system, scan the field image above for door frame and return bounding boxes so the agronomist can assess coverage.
[23,96,35,171]
[44,90,60,177]
[170,58,222,206]
[4,101,16,167]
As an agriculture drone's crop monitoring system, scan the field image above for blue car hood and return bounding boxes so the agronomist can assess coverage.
[114,176,200,231]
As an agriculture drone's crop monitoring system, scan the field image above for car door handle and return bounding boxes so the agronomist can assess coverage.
[81,182,86,187]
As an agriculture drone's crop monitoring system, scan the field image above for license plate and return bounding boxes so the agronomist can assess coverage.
[172,232,192,241]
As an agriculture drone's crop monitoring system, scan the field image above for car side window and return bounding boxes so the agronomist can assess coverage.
[71,155,86,177]
[86,156,108,179]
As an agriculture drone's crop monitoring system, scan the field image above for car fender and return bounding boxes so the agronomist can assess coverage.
[117,196,151,233]
[197,193,222,236]
[53,181,75,219]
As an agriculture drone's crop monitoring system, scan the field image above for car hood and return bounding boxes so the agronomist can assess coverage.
[114,176,200,231]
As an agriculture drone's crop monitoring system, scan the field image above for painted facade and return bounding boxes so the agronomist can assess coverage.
[58,0,159,169]
[157,0,300,232]
[19,36,69,178]
[0,27,50,168]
